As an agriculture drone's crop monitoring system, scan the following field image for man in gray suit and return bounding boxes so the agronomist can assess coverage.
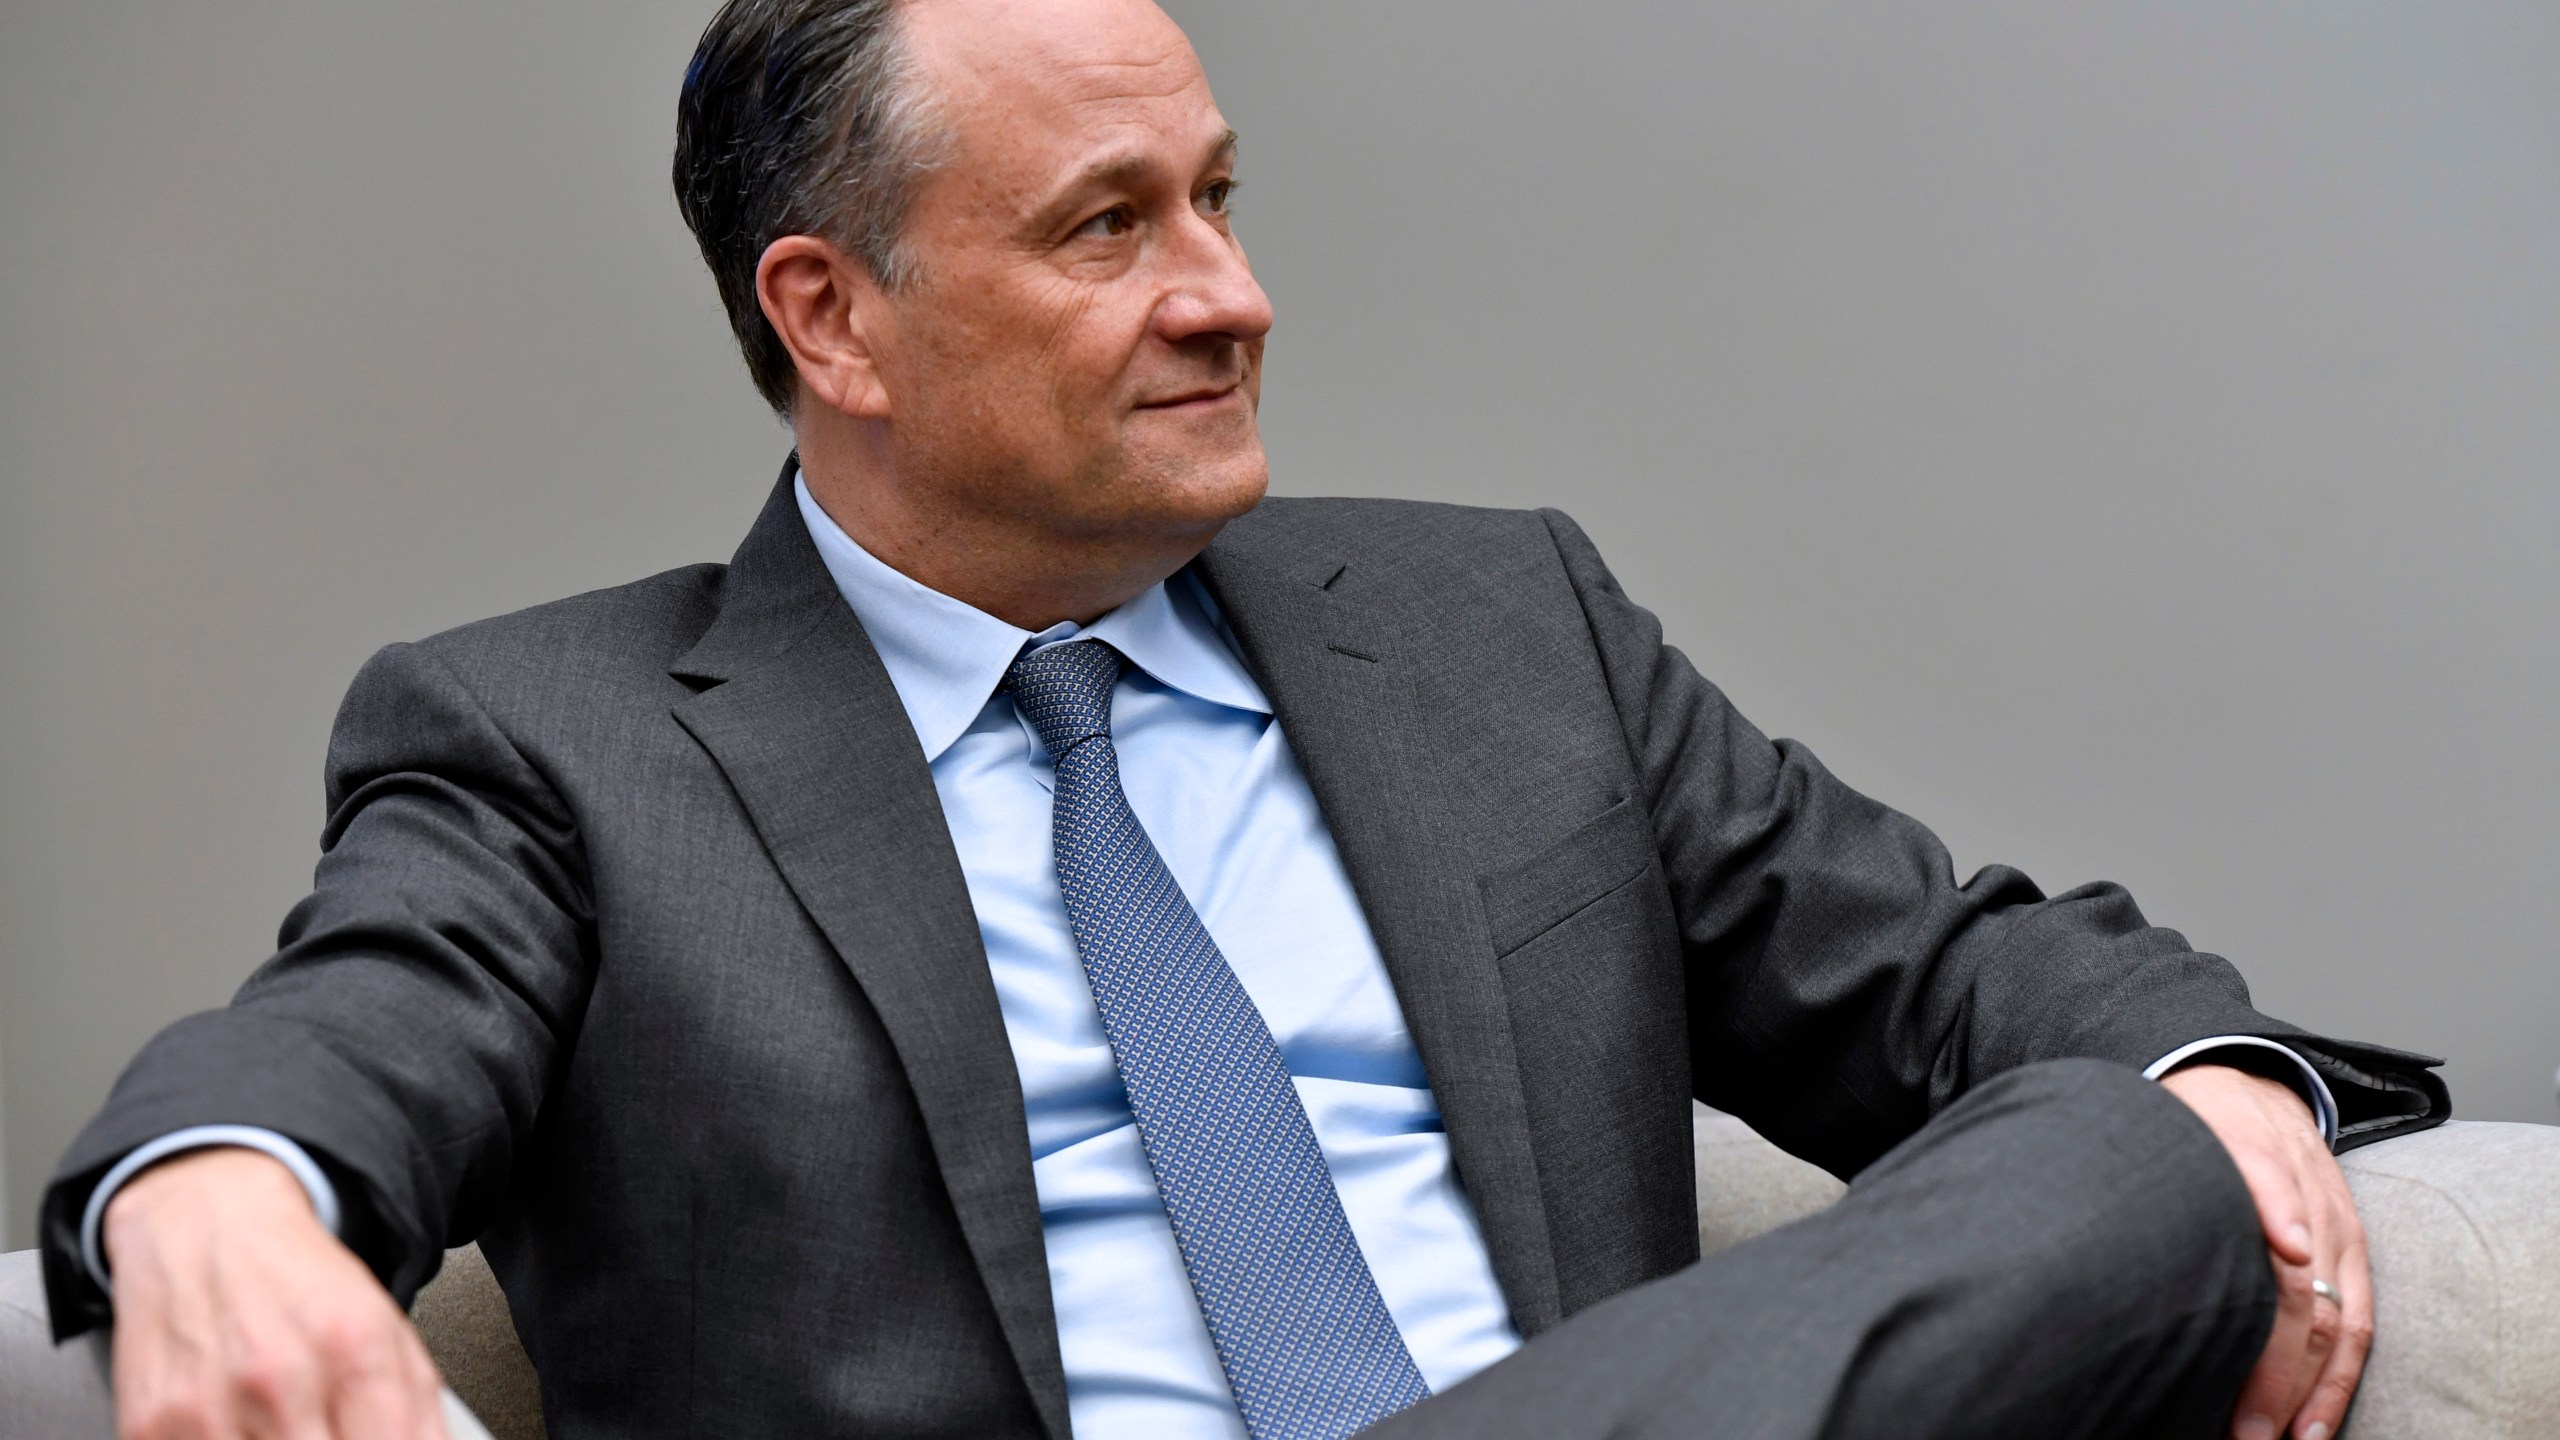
[44,0,2445,1437]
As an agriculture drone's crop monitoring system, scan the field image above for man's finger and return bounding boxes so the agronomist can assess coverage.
[118,1350,236,1440]
[222,1317,337,1440]
[2241,1151,2316,1269]
[323,1350,444,1440]
[2290,1207,2373,1440]
[315,1302,447,1440]
[2239,1149,2345,1440]
[2228,1253,2329,1440]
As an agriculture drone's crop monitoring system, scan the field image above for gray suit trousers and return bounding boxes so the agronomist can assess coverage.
[1376,1059,2275,1440]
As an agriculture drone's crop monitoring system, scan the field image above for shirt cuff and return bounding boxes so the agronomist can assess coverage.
[79,1125,344,1296]
[2144,1035,2340,1148]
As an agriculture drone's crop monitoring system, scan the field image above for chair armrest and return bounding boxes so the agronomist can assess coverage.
[2339,1120,2560,1440]
[0,1248,113,1438]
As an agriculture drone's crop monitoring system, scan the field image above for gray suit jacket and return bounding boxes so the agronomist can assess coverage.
[44,464,2444,1438]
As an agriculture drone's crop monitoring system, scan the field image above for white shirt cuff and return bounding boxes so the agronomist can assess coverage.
[79,1125,344,1295]
[2144,1035,2340,1147]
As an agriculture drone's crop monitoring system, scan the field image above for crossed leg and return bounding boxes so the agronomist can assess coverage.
[1373,1058,2278,1440]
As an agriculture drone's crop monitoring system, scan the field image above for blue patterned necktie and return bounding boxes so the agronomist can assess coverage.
[1004,640,1431,1440]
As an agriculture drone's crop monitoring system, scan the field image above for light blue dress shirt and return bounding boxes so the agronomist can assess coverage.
[88,477,2337,1439]
[793,478,1522,1436]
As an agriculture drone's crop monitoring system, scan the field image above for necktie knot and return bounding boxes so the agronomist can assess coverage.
[1004,640,1126,759]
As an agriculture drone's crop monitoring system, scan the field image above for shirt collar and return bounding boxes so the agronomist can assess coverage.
[794,472,1269,763]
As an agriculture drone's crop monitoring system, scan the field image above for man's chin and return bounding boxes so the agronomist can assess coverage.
[1117,436,1270,527]
[1176,456,1270,528]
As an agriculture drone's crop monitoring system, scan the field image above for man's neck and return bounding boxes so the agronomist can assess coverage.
[795,447,1207,633]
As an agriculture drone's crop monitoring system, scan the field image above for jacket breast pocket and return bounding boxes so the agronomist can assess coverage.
[1476,795,1657,958]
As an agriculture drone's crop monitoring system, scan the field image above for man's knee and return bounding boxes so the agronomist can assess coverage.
[1379,1058,2278,1440]
[1805,1059,2279,1437]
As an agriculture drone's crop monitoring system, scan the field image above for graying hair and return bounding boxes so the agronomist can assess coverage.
[674,0,951,415]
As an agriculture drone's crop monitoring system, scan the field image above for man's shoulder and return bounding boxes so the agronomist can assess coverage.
[316,563,737,793]
[392,561,731,699]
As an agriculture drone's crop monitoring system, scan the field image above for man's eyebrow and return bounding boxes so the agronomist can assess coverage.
[1048,129,1242,208]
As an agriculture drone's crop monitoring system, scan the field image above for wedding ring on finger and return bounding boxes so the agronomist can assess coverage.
[2310,1278,2343,1306]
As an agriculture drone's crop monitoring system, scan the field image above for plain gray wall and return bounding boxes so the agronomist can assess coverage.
[2,0,2552,1248]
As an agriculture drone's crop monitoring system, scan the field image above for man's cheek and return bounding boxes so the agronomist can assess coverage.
[1027,275,1104,370]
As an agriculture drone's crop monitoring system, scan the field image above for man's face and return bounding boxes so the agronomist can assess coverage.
[871,0,1273,546]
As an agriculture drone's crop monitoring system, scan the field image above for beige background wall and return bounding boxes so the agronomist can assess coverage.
[3,0,2554,1246]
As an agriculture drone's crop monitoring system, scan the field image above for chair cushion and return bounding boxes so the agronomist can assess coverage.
[412,1244,547,1440]
[1692,1106,1844,1256]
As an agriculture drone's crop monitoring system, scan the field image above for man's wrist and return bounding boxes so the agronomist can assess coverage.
[2143,1036,2339,1147]
[80,1125,344,1295]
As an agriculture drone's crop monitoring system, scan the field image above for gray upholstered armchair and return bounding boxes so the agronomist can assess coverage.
[7,1109,2556,1439]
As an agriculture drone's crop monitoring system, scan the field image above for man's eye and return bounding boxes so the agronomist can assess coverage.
[1076,205,1135,238]
[1198,179,1237,215]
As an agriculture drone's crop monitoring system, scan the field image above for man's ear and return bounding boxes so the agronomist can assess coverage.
[756,235,894,419]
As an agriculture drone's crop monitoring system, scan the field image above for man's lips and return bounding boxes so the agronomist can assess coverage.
[1135,382,1244,410]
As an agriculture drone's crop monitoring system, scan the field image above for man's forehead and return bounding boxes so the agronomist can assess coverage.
[906,0,1208,118]
[903,0,1227,216]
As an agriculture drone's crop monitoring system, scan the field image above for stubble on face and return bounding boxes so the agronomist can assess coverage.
[877,0,1272,552]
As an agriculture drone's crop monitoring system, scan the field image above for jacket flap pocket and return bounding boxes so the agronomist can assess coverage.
[1477,796,1653,958]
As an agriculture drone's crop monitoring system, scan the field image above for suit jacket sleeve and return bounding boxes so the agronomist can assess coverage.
[39,639,594,1340]
[1538,509,2447,1179]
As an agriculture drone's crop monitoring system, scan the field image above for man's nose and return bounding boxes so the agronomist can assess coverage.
[1154,217,1273,346]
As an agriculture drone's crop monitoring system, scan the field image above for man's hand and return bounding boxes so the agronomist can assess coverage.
[101,1146,447,1440]
[2160,1064,2370,1440]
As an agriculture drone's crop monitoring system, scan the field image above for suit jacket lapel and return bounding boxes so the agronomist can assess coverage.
[668,469,1071,1439]
[1194,532,1567,1335]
